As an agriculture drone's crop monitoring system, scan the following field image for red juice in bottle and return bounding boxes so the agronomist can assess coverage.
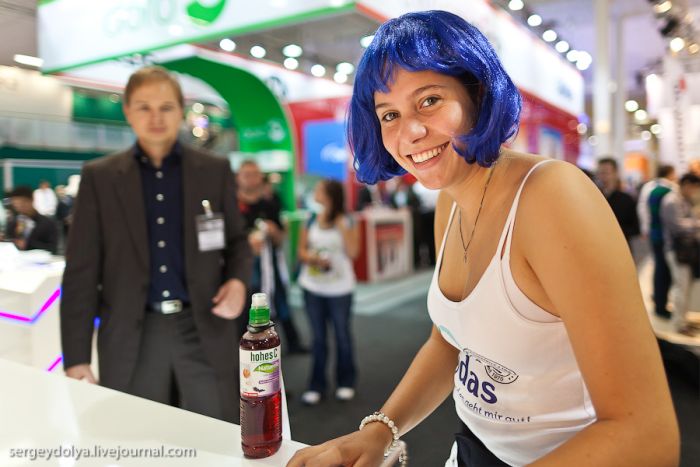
[240,293,282,458]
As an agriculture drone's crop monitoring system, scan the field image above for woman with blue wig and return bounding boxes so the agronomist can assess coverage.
[288,10,678,467]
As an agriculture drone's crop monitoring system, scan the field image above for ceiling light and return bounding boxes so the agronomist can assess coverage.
[588,135,598,146]
[250,46,266,58]
[689,43,700,54]
[336,62,355,74]
[566,50,579,62]
[508,0,524,11]
[654,1,672,14]
[575,51,592,70]
[219,39,236,52]
[670,37,685,52]
[527,14,542,27]
[576,123,588,135]
[641,130,652,141]
[311,64,326,77]
[625,100,639,112]
[192,102,204,113]
[634,109,648,121]
[576,61,591,71]
[282,44,303,58]
[333,72,348,84]
[13,54,43,67]
[555,40,570,53]
[542,29,557,42]
[360,35,374,48]
[283,57,299,70]
[650,124,662,135]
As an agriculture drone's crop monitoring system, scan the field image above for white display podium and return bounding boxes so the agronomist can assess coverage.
[0,358,305,466]
[0,247,64,370]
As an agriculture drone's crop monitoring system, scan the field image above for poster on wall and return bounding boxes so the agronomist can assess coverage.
[303,120,348,181]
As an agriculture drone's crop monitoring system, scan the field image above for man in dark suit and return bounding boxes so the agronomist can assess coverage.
[4,185,58,254]
[60,66,252,423]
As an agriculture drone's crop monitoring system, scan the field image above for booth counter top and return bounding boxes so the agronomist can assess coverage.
[0,358,304,466]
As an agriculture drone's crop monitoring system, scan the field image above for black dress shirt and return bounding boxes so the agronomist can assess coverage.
[135,143,189,304]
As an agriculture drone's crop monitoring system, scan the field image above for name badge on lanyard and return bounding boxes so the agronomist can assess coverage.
[196,200,226,251]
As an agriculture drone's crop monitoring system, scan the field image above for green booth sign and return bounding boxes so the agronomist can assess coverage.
[38,0,355,73]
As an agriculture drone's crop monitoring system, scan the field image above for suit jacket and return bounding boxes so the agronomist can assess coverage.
[60,144,253,391]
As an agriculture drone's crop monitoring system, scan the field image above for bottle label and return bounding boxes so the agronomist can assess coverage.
[240,345,281,397]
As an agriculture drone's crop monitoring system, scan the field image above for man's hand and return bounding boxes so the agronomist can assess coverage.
[65,363,97,384]
[13,238,27,250]
[212,278,246,319]
[248,231,265,255]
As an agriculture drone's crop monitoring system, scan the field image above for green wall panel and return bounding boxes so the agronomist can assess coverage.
[72,91,127,125]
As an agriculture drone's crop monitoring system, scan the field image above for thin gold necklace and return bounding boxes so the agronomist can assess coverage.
[457,162,497,263]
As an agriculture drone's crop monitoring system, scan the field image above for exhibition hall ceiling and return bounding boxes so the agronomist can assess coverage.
[0,0,35,69]
[1,0,700,98]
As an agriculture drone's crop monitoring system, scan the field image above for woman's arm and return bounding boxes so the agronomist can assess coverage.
[286,325,458,466]
[337,214,360,259]
[297,223,317,265]
[519,162,679,467]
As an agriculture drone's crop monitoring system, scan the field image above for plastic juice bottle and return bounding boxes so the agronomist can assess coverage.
[240,293,282,458]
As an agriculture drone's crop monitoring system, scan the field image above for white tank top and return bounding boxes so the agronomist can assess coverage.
[428,160,596,466]
[298,216,356,296]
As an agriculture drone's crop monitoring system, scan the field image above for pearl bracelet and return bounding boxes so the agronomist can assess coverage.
[359,411,407,465]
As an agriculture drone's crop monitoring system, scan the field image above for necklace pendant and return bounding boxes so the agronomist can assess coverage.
[463,251,467,263]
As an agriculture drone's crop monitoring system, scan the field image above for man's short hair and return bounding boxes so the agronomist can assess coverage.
[7,185,33,200]
[679,173,700,186]
[239,160,260,170]
[597,157,618,171]
[124,66,184,108]
[657,164,675,179]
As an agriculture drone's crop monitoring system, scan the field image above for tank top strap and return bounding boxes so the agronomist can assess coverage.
[496,159,558,256]
[435,201,459,270]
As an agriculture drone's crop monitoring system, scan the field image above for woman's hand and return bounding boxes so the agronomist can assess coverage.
[286,424,391,467]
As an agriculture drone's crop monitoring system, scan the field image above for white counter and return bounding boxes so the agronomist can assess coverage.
[0,249,64,369]
[0,358,305,466]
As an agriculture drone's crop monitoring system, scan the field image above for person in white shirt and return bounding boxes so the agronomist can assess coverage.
[637,165,677,238]
[660,173,700,334]
[637,165,677,319]
[33,180,58,217]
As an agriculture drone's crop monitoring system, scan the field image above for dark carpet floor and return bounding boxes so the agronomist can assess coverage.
[281,295,700,466]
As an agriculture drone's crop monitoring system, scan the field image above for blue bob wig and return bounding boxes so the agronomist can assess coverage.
[348,10,522,184]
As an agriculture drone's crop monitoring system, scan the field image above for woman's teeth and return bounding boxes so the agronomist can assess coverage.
[411,143,448,163]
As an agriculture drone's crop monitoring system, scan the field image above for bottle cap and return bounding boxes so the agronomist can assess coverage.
[249,293,270,327]
[251,293,268,308]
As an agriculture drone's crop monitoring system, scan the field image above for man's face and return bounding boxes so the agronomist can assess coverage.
[596,162,617,191]
[123,80,183,149]
[237,164,264,193]
[10,197,33,215]
[682,183,700,202]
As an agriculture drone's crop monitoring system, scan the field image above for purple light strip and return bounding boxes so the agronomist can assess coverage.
[46,355,63,372]
[32,288,62,323]
[0,311,32,322]
[0,287,61,325]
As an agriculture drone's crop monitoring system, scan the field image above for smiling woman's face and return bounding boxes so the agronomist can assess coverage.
[374,68,477,190]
